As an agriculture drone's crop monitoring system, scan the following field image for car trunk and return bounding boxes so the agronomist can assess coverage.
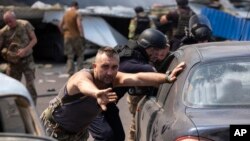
[186,107,250,141]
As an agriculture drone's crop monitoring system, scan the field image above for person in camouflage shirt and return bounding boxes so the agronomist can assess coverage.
[0,10,38,104]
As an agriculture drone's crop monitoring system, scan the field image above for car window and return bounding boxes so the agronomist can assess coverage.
[0,96,29,133]
[184,59,250,106]
[156,57,178,106]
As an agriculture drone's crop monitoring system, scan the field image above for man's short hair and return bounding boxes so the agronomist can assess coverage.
[97,47,118,57]
[134,6,144,14]
[95,47,120,63]
[3,10,16,19]
[71,1,79,7]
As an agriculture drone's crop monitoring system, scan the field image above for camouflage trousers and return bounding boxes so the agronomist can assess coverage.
[40,107,89,141]
[64,37,85,76]
[6,55,37,104]
[127,94,144,141]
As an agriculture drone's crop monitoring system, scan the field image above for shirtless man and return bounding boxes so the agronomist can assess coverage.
[40,47,185,141]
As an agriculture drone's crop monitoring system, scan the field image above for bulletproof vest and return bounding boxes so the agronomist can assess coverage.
[114,40,148,62]
[134,15,150,35]
[174,8,194,38]
[114,45,133,58]
[115,41,156,96]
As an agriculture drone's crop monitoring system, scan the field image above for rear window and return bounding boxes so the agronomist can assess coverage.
[184,59,250,106]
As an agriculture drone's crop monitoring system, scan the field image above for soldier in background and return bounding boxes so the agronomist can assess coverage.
[150,4,174,39]
[160,0,195,52]
[182,14,214,45]
[59,1,85,76]
[153,14,214,74]
[128,6,155,40]
[171,14,214,51]
[151,42,173,73]
[119,28,168,141]
[0,10,38,103]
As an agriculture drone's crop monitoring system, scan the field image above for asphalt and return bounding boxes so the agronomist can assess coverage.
[33,62,132,141]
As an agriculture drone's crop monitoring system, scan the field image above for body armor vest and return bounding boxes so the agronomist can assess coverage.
[134,15,150,35]
[174,8,194,38]
[114,40,149,62]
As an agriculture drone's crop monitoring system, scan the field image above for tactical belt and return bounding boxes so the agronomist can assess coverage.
[43,85,87,134]
[42,100,76,134]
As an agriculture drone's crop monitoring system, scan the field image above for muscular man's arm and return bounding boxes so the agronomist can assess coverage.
[26,30,37,51]
[76,13,84,37]
[68,71,117,111]
[115,72,166,87]
[70,70,101,97]
[114,62,185,87]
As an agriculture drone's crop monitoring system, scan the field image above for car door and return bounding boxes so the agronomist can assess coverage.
[148,58,181,141]
[136,57,179,141]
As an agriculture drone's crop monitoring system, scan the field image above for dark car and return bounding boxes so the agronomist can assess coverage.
[135,41,250,141]
[0,72,56,141]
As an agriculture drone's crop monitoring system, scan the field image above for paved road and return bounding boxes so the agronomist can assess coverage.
[34,63,132,141]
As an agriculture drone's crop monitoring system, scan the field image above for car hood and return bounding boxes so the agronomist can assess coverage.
[186,107,250,141]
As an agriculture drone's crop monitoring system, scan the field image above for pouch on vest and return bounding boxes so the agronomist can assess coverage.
[174,9,194,38]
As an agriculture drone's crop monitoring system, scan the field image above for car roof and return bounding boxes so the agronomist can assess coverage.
[0,73,32,102]
[177,41,250,65]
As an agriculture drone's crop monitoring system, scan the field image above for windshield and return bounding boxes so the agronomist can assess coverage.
[185,59,250,106]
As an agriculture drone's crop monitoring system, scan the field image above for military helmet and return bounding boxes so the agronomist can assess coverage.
[192,26,212,41]
[137,28,168,49]
[176,0,188,6]
[189,14,212,41]
[134,6,144,14]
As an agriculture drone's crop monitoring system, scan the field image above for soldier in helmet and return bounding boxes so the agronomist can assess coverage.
[119,29,169,141]
[183,14,214,44]
[88,28,179,141]
[0,10,38,103]
[161,0,195,42]
[171,14,214,51]
[128,6,155,40]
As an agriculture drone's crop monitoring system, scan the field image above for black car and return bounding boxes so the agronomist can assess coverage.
[135,41,250,141]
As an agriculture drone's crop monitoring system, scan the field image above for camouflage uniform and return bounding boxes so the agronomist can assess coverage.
[127,94,144,141]
[64,37,85,76]
[0,19,37,103]
[40,98,89,141]
[61,8,85,76]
